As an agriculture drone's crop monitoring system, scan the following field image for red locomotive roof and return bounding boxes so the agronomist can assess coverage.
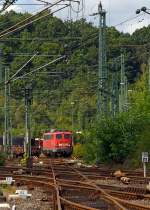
[44,131,72,135]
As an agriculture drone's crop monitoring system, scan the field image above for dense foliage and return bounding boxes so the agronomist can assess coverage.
[0,152,6,166]
[0,11,150,165]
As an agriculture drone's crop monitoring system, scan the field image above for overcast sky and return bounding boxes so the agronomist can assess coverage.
[6,0,150,34]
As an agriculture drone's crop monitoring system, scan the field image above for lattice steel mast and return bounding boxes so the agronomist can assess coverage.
[97,2,108,117]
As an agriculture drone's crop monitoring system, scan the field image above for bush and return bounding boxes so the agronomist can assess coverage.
[83,142,98,164]
[83,112,146,164]
[72,143,86,159]
[20,153,28,167]
[0,152,6,166]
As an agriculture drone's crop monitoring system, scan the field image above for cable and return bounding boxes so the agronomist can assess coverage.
[0,0,63,37]
[114,14,144,27]
[0,6,48,30]
[35,0,52,5]
[10,27,98,82]
[0,37,82,42]
[0,0,17,13]
[8,53,62,57]
[0,3,52,36]
[0,4,69,39]
[0,22,98,89]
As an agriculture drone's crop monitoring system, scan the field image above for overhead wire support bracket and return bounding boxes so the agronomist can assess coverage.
[5,52,38,85]
[35,0,52,5]
[12,55,66,82]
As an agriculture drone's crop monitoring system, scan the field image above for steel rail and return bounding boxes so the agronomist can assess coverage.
[67,165,127,210]
[0,173,115,209]
[0,172,148,198]
[50,159,62,210]
[65,165,150,210]
[1,165,150,186]
[1,165,150,209]
[0,172,101,210]
[50,159,127,209]
[1,173,150,210]
[1,173,148,200]
[107,189,150,200]
[114,197,150,210]
[60,197,100,210]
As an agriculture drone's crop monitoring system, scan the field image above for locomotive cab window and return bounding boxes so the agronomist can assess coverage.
[44,134,53,140]
[56,134,62,139]
[64,134,71,139]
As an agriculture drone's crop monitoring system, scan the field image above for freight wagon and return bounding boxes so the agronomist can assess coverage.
[0,137,41,157]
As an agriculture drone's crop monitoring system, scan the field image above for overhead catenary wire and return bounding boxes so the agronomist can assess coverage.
[0,34,97,87]
[3,30,99,85]
[114,14,144,27]
[0,5,143,89]
[0,3,51,5]
[0,0,64,37]
[35,0,52,5]
[0,31,98,88]
[0,37,82,41]
[0,0,17,13]
[0,0,80,33]
[0,3,52,36]
[12,55,66,82]
[0,2,55,30]
[0,2,97,126]
[0,4,69,39]
[0,8,141,43]
[0,4,70,39]
[0,37,98,90]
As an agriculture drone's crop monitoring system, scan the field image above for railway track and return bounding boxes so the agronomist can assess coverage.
[0,158,150,209]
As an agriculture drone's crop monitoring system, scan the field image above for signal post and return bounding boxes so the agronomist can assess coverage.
[24,85,32,162]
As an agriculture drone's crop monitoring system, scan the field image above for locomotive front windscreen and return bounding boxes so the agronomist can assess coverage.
[44,134,53,140]
[64,134,71,139]
[56,134,62,139]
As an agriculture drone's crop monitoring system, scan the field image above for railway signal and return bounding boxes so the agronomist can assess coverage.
[4,67,12,157]
[142,152,149,178]
[24,84,33,158]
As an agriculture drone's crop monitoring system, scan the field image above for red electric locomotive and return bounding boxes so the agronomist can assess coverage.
[42,130,73,156]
